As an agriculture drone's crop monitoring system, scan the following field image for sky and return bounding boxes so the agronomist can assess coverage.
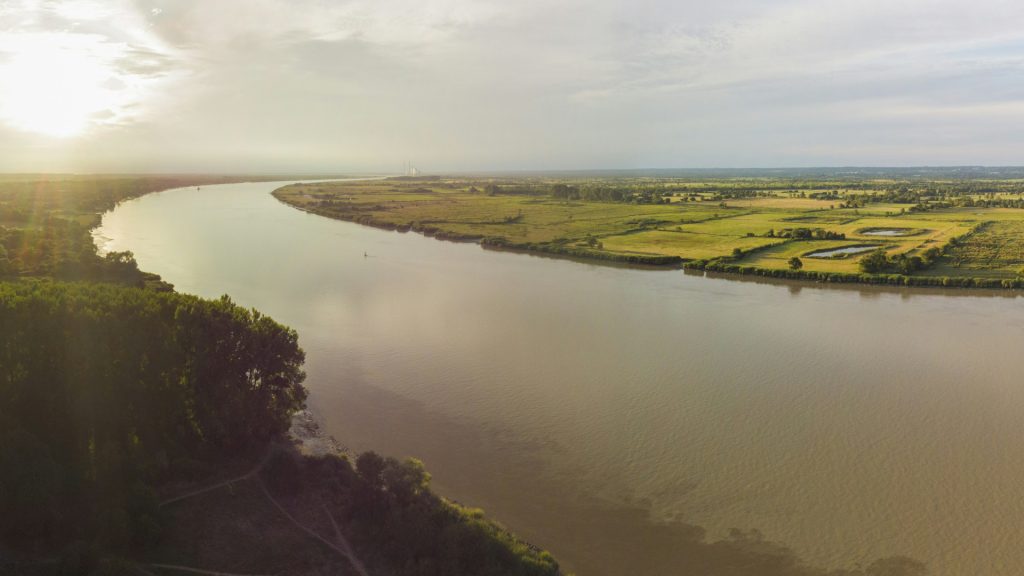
[2,0,1024,173]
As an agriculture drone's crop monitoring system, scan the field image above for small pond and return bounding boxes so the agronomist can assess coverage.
[859,228,918,237]
[805,245,880,258]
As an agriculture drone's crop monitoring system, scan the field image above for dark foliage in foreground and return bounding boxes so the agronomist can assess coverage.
[263,449,563,576]
[0,281,307,554]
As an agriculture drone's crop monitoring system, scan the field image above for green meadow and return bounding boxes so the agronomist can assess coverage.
[274,176,1024,287]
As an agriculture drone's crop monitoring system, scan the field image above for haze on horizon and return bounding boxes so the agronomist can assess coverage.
[2,0,1024,174]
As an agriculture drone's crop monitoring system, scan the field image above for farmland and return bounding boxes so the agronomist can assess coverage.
[273,174,1024,288]
[928,221,1024,278]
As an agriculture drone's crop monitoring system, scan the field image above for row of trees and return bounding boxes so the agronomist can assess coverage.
[454,177,1024,208]
[834,187,1024,209]
[858,247,942,274]
[549,183,691,204]
[769,228,846,240]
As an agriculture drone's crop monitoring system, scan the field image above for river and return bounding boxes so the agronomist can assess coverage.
[96,180,1024,576]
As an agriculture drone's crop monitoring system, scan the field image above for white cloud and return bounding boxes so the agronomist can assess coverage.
[0,0,182,138]
[4,0,1024,169]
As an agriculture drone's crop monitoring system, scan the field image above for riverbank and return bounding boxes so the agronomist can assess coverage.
[0,175,565,576]
[272,178,1024,291]
[685,258,1024,289]
[95,177,1024,576]
[275,197,685,267]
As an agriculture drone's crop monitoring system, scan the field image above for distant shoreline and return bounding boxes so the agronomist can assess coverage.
[271,183,1024,294]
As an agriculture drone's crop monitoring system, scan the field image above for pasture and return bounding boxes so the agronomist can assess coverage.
[274,177,1024,284]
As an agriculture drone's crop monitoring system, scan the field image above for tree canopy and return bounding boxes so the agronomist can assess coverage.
[0,281,307,552]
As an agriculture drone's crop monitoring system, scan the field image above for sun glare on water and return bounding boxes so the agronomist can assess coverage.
[0,34,138,138]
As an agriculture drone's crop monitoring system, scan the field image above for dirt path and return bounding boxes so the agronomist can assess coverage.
[258,478,371,576]
[154,445,370,576]
[323,504,371,576]
[159,449,275,507]
[148,563,271,576]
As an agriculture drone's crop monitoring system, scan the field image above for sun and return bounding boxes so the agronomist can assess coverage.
[0,35,125,138]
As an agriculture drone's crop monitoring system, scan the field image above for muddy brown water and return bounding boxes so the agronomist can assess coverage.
[98,181,1024,576]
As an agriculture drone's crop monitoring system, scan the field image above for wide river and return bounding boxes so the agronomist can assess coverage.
[97,181,1024,576]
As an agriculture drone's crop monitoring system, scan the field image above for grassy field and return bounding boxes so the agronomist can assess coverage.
[926,221,1024,278]
[274,176,1024,287]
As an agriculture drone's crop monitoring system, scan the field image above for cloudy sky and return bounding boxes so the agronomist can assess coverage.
[1,0,1024,172]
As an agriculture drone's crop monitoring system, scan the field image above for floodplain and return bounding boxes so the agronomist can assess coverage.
[274,173,1024,286]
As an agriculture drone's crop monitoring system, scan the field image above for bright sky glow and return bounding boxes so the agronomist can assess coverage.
[0,34,122,137]
[2,0,1024,171]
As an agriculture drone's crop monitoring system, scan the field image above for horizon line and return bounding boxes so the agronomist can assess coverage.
[7,164,1024,177]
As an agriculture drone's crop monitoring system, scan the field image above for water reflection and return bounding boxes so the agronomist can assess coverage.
[98,181,1024,576]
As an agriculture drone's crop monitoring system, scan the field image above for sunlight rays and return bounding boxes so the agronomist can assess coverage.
[0,34,123,137]
[0,1,176,139]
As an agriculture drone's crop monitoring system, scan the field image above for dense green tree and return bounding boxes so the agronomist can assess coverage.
[921,247,942,266]
[859,250,890,273]
[0,281,307,552]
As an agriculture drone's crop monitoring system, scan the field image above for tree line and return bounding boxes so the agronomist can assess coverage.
[0,281,307,555]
